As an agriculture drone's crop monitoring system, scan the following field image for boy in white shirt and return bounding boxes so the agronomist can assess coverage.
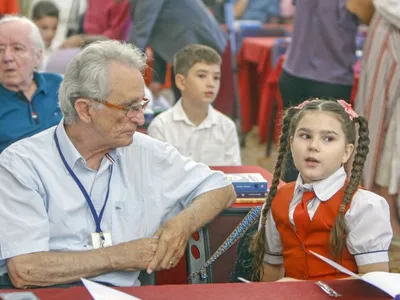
[148,44,241,166]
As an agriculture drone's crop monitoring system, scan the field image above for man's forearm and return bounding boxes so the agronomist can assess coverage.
[6,240,152,288]
[7,248,113,288]
[174,185,235,235]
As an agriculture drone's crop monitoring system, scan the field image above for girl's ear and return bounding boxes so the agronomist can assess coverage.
[342,143,355,164]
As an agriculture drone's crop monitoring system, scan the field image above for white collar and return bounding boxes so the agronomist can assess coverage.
[171,99,217,129]
[294,167,347,201]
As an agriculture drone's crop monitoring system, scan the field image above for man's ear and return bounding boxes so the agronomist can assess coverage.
[34,48,43,69]
[175,74,185,91]
[74,99,94,123]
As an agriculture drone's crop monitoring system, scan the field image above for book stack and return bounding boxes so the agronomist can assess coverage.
[226,173,268,204]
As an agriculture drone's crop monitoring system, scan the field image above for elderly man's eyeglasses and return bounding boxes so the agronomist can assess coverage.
[101,98,150,117]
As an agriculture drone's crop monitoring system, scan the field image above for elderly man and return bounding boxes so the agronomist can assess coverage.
[0,16,62,153]
[0,40,235,289]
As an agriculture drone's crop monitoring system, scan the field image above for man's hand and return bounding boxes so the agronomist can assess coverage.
[110,238,159,271]
[146,218,190,274]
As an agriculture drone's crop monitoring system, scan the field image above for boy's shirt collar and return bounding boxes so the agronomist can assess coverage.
[171,99,217,128]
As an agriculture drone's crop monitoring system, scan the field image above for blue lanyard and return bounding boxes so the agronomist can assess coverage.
[54,129,113,234]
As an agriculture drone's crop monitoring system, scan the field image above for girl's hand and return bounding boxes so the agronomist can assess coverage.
[276,277,302,282]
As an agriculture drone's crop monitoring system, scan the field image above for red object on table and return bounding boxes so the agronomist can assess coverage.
[238,37,277,133]
[50,280,390,300]
[156,165,278,285]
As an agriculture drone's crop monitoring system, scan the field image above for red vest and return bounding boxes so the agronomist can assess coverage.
[271,182,358,280]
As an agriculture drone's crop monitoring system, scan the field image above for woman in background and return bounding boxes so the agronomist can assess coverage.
[355,0,400,243]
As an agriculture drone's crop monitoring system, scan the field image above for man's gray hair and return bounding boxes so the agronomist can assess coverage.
[59,40,147,124]
[0,15,45,53]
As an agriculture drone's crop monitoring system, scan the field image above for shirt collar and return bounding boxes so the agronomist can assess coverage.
[294,167,347,201]
[33,72,48,95]
[55,120,118,170]
[171,99,217,128]
[0,72,48,96]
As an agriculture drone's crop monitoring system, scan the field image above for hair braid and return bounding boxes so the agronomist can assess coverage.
[329,116,370,260]
[250,108,297,279]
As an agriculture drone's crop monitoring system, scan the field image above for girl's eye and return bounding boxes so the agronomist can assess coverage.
[214,76,220,81]
[323,136,334,142]
[198,74,205,78]
[300,134,310,139]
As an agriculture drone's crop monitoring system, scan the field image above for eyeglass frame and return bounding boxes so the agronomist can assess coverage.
[80,97,150,117]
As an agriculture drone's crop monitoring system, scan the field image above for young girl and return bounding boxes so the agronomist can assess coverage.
[251,99,393,281]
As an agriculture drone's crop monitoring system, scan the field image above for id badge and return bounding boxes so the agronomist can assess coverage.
[91,232,112,249]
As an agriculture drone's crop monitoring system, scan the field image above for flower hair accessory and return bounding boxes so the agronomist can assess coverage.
[295,100,310,110]
[337,100,359,120]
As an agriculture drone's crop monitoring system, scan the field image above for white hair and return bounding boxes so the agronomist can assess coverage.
[0,15,45,54]
[58,40,147,124]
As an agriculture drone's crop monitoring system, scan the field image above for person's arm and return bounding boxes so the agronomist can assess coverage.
[346,0,375,25]
[234,0,249,18]
[373,0,400,28]
[7,238,158,288]
[224,121,241,165]
[128,0,165,50]
[0,155,158,289]
[102,0,130,40]
[346,190,392,274]
[146,184,236,273]
[261,263,285,281]
[260,207,284,281]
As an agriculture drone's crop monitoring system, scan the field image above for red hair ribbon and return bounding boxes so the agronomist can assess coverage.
[337,100,359,120]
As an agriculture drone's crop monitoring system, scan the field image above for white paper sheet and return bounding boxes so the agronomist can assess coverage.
[81,278,142,300]
[309,250,400,297]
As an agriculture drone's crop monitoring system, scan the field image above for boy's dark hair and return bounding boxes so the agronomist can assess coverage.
[250,99,370,280]
[173,44,221,76]
[32,1,59,20]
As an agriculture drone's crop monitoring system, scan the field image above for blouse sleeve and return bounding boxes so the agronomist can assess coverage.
[345,189,393,266]
[262,207,284,265]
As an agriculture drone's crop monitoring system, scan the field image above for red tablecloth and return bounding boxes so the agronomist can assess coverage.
[44,280,391,300]
[238,37,277,133]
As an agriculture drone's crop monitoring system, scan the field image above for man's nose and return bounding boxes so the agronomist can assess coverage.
[2,48,14,62]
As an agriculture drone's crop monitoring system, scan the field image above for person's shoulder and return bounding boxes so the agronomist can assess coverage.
[0,126,56,168]
[39,72,63,83]
[126,131,168,152]
[353,188,387,205]
[153,108,174,123]
[121,131,180,162]
[212,109,237,129]
[38,72,63,91]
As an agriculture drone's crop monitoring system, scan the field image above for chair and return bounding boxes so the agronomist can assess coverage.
[45,48,81,75]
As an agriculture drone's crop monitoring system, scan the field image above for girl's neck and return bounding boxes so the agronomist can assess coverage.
[181,98,209,127]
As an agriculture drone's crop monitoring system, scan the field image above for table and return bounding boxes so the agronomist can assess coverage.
[238,37,278,134]
[17,279,391,299]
